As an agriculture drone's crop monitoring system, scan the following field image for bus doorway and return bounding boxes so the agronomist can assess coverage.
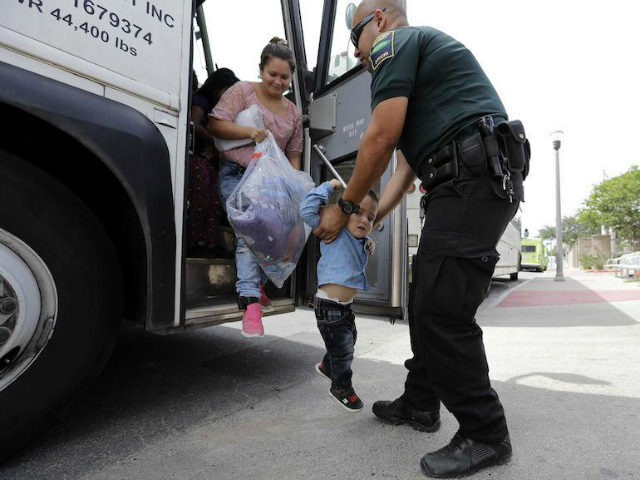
[183,0,302,329]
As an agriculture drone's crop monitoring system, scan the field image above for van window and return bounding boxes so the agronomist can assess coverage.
[522,245,536,253]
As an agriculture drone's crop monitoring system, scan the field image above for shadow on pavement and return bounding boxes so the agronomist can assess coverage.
[2,323,639,480]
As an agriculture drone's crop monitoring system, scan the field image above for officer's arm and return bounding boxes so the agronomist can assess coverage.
[341,96,408,205]
[373,150,416,228]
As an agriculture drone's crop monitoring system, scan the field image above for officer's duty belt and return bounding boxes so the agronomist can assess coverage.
[417,141,462,192]
[417,119,530,194]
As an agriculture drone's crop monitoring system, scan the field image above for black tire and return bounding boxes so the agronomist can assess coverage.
[0,149,122,458]
[511,254,521,281]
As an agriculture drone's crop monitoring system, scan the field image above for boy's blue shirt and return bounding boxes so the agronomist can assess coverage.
[299,182,371,291]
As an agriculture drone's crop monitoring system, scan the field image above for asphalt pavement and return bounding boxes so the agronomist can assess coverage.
[2,268,639,479]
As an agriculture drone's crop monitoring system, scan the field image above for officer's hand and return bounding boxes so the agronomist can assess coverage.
[313,204,349,243]
[251,128,269,143]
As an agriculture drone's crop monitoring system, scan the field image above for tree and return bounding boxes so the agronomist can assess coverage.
[537,215,598,247]
[578,166,640,249]
[538,225,556,242]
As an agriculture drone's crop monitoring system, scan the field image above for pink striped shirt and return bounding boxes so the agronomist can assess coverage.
[211,81,303,167]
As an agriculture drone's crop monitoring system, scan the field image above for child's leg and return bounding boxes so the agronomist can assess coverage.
[315,299,356,390]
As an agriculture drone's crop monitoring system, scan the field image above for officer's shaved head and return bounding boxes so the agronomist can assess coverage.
[353,0,407,26]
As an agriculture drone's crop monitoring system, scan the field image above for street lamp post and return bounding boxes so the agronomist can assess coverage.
[551,130,565,281]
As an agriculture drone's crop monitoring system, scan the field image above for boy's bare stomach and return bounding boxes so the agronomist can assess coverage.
[319,283,358,302]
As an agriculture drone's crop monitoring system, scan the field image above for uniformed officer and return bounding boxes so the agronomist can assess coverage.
[314,0,529,477]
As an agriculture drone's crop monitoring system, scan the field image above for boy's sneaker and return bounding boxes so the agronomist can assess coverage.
[329,386,363,413]
[241,303,264,337]
[315,362,331,382]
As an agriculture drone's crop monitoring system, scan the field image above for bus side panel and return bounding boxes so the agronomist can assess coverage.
[0,61,176,330]
[2,0,184,101]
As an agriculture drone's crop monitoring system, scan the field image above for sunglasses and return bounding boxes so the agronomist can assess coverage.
[350,7,386,49]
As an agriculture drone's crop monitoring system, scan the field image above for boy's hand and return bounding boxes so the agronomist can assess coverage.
[329,179,342,190]
[365,239,376,256]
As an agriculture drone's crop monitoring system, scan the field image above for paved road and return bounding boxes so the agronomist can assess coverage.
[2,269,639,479]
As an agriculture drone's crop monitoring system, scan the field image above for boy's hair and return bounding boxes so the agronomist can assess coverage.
[365,189,379,205]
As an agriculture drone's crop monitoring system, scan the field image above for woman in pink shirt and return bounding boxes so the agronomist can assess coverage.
[209,37,303,338]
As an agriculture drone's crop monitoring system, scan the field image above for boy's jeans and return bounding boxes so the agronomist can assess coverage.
[314,297,357,390]
[219,159,267,299]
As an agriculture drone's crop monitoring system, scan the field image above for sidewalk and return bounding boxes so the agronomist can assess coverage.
[475,267,640,479]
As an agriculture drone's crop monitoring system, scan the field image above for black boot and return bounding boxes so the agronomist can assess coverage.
[420,434,512,478]
[372,397,440,432]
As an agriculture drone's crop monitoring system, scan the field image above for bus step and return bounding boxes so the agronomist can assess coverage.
[186,257,237,300]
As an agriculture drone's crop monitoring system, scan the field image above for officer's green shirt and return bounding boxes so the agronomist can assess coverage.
[370,26,507,172]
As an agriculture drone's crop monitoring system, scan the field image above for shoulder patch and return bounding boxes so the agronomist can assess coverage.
[370,31,395,71]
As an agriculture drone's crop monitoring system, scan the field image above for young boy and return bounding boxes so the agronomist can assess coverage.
[300,179,378,412]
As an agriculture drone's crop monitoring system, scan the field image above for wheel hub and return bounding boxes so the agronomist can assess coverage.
[0,229,57,391]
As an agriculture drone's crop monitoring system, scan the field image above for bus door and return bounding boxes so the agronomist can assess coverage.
[297,0,408,320]
[182,0,309,329]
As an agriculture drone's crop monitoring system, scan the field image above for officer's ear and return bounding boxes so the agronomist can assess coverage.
[374,9,386,30]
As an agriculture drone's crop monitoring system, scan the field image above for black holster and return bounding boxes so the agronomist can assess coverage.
[496,120,531,180]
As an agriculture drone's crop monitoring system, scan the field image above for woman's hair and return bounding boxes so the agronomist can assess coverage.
[196,67,239,103]
[259,36,296,73]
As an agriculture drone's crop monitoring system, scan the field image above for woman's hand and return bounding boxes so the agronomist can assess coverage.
[250,128,269,143]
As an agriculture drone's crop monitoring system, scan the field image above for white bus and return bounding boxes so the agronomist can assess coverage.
[1,0,410,454]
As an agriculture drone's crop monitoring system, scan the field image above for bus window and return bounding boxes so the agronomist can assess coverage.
[298,0,323,73]
[198,0,286,83]
[326,0,360,83]
[193,17,210,88]
[522,245,536,253]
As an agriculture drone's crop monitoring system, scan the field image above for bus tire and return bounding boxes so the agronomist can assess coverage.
[510,254,521,281]
[0,149,122,459]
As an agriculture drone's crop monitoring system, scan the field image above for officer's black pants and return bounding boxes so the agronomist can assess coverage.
[402,170,519,445]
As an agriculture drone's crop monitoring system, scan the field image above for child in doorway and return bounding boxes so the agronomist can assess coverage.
[300,179,378,412]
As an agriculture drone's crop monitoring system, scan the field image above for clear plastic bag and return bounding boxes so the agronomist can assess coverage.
[213,104,264,152]
[226,133,314,287]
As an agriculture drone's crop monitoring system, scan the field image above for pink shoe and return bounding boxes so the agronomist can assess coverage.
[259,283,272,307]
[241,303,264,337]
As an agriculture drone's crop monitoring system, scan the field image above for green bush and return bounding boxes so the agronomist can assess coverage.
[579,253,608,270]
